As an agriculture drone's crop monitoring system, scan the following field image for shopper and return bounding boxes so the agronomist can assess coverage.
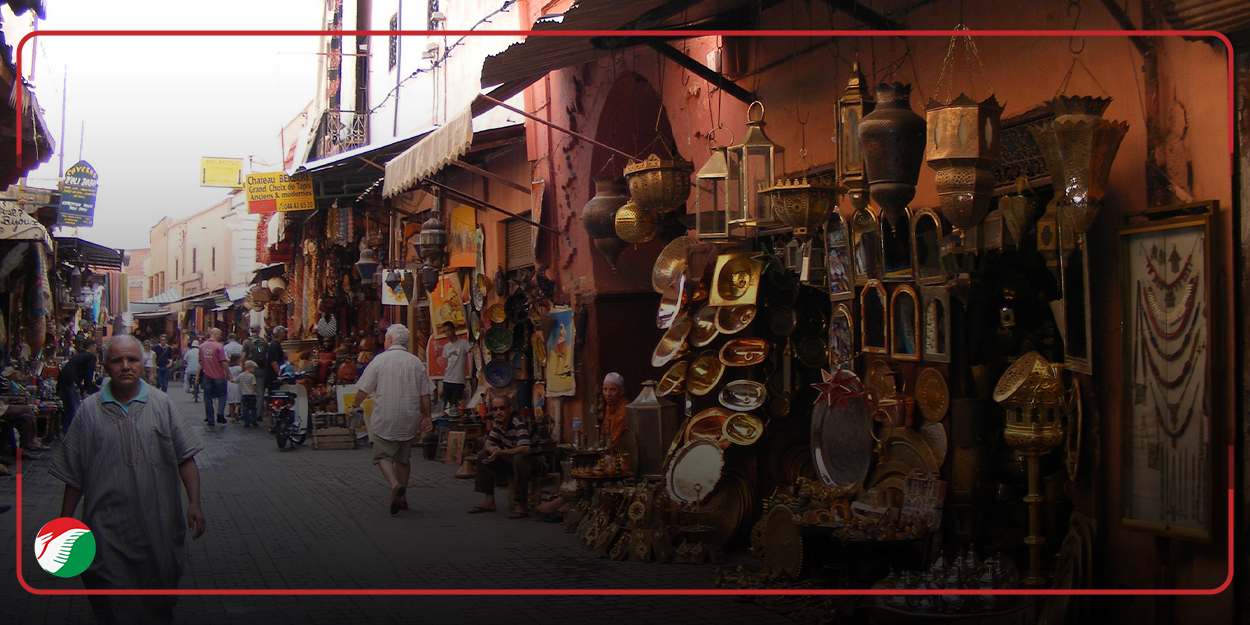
[198,329,232,427]
[56,339,99,432]
[153,334,174,392]
[237,361,259,428]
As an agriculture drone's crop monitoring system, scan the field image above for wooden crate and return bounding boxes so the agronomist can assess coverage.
[313,427,356,450]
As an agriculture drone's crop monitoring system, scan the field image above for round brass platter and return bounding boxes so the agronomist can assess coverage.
[700,472,750,547]
[652,236,696,294]
[715,305,757,335]
[719,379,767,412]
[487,304,507,324]
[686,407,732,448]
[719,337,770,367]
[685,350,725,396]
[657,360,688,396]
[690,304,720,347]
[865,360,897,405]
[722,412,764,446]
[665,439,725,505]
[915,368,950,422]
[651,315,692,368]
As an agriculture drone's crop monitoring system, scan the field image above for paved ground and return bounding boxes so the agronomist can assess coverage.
[1,385,795,624]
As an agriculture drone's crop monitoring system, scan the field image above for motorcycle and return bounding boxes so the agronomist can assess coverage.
[269,372,309,449]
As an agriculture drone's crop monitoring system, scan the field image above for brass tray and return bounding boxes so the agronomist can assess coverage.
[921,421,948,466]
[689,304,720,348]
[685,407,732,448]
[650,315,692,368]
[810,372,874,488]
[685,350,724,396]
[719,379,767,412]
[657,360,688,396]
[874,427,941,476]
[652,236,696,294]
[709,253,762,307]
[487,304,507,324]
[719,337,770,367]
[665,439,724,505]
[700,471,751,547]
[865,360,898,405]
[715,304,757,335]
[657,274,689,330]
[915,367,949,422]
[723,412,764,446]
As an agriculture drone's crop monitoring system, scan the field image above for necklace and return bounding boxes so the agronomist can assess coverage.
[1148,370,1200,440]
[1142,277,1199,339]
[1140,333,1203,391]
[1139,294,1201,362]
[1142,236,1201,289]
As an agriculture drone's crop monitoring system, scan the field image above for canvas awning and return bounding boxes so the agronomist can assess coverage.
[137,288,182,305]
[55,236,124,270]
[292,127,435,208]
[0,200,51,248]
[133,310,176,320]
[382,105,475,198]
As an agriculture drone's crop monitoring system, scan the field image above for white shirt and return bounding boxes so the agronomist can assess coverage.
[357,345,435,442]
[440,338,472,385]
[223,340,244,362]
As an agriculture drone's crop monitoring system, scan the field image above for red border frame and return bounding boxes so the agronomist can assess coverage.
[10,28,1238,597]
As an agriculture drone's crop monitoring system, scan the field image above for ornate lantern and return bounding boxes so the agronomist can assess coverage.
[625,380,681,481]
[758,176,841,238]
[695,145,732,241]
[624,154,693,214]
[581,178,630,268]
[614,199,658,244]
[924,94,1003,232]
[858,82,926,230]
[728,101,785,230]
[355,246,380,284]
[419,264,440,294]
[837,60,875,219]
[1027,96,1128,240]
[417,215,448,269]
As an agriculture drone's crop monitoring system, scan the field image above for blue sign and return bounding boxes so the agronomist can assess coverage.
[59,161,98,227]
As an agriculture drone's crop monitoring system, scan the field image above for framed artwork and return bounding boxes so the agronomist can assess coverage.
[827,212,854,301]
[860,281,888,354]
[447,203,477,269]
[444,431,466,466]
[890,285,920,361]
[912,208,948,285]
[1119,206,1215,542]
[829,303,855,367]
[879,207,913,282]
[851,208,880,285]
[921,285,951,364]
[545,307,576,397]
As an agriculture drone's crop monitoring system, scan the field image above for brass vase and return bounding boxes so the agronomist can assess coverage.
[924,94,1003,231]
[858,82,926,230]
[582,178,630,267]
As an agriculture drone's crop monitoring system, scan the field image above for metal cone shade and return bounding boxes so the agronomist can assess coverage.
[1027,96,1128,235]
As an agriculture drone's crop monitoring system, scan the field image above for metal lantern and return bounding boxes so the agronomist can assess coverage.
[695,146,732,241]
[581,178,631,268]
[1027,96,1128,239]
[420,263,440,294]
[624,154,693,214]
[925,94,1003,232]
[417,215,448,268]
[837,60,875,218]
[384,270,402,290]
[614,199,658,244]
[858,82,926,230]
[355,246,380,284]
[625,380,681,481]
[759,176,841,238]
[728,101,785,230]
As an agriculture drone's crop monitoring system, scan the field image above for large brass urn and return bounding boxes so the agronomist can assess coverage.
[582,178,630,267]
[1027,96,1128,237]
[925,94,1003,231]
[858,82,926,229]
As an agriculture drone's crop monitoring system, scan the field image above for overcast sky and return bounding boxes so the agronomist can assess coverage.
[21,0,324,250]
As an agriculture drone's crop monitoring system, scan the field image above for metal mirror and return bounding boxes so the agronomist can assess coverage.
[880,206,912,282]
[1061,227,1093,374]
[851,207,880,285]
[860,280,888,354]
[921,285,951,363]
[912,208,948,285]
[829,302,855,367]
[890,284,920,361]
[826,212,853,301]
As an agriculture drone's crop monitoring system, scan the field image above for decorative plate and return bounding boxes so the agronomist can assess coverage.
[652,236,696,294]
[656,274,688,330]
[665,439,724,505]
[685,350,724,396]
[685,407,731,448]
[722,412,764,446]
[915,368,950,422]
[797,336,828,369]
[484,325,513,354]
[920,421,948,467]
[715,305,757,335]
[487,304,507,324]
[650,315,692,368]
[689,304,720,348]
[657,361,688,397]
[719,379,767,412]
[719,337,770,367]
[484,359,513,388]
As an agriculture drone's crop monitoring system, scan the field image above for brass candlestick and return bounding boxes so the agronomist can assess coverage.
[992,351,1066,588]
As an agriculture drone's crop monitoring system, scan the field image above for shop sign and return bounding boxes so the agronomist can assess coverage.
[200,157,244,188]
[245,172,315,214]
[0,200,51,246]
[59,161,98,227]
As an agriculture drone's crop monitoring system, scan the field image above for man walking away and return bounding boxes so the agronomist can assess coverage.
[198,329,232,427]
[350,324,434,515]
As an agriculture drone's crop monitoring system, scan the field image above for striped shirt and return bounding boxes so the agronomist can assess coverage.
[485,413,532,451]
[357,345,435,442]
[236,372,257,396]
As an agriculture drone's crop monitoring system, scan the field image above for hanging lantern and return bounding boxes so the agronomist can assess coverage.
[420,264,440,294]
[858,82,926,230]
[355,246,380,284]
[581,178,630,268]
[494,265,507,297]
[924,94,1003,232]
[614,200,658,244]
[624,154,693,214]
[695,146,733,241]
[837,60,875,219]
[758,176,841,238]
[417,215,448,268]
[1027,96,1128,239]
[384,270,403,290]
[728,101,785,230]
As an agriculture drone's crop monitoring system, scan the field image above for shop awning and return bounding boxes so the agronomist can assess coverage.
[292,127,435,207]
[0,200,51,248]
[250,263,286,285]
[133,310,176,320]
[55,236,124,270]
[137,288,182,305]
[382,110,526,199]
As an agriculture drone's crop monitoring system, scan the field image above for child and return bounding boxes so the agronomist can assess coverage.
[237,361,259,428]
[226,353,243,421]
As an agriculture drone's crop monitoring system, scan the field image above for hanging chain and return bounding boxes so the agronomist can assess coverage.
[796,107,811,172]
[935,24,996,103]
[1054,0,1110,98]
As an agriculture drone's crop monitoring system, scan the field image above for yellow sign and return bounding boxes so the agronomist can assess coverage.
[245,172,315,213]
[200,157,243,188]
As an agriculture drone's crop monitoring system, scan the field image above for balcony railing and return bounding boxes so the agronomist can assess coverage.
[314,109,369,159]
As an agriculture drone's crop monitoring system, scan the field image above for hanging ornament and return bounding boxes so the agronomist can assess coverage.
[581,178,630,268]
[858,82,926,230]
[614,200,658,244]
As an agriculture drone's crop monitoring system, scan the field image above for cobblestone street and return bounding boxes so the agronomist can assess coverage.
[2,386,795,624]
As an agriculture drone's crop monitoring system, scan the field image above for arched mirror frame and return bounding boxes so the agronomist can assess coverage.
[879,206,913,282]
[890,284,921,361]
[826,212,854,301]
[851,207,881,286]
[911,207,949,286]
[860,280,888,354]
[921,285,952,363]
[828,302,856,368]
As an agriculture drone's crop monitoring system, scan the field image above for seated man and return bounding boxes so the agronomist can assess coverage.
[0,367,50,456]
[467,394,545,519]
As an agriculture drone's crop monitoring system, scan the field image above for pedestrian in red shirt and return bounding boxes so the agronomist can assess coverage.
[198,328,233,427]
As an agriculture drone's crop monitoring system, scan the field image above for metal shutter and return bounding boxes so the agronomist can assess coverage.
[506,215,535,270]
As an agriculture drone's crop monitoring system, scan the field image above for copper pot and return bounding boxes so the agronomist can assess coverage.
[858,82,926,229]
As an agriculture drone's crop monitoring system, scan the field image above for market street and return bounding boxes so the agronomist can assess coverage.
[1,385,796,625]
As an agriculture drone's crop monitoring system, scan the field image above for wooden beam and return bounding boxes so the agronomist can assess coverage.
[451,159,530,195]
[420,178,560,235]
[821,0,904,31]
[647,42,756,105]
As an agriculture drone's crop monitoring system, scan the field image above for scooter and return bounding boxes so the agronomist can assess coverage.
[270,372,309,449]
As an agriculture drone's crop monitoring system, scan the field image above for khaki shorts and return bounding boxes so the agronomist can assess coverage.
[371,436,412,465]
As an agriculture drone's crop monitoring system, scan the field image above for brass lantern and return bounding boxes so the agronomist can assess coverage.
[695,146,732,241]
[728,101,785,230]
[355,246,380,284]
[614,199,658,244]
[1027,96,1128,240]
[759,176,841,238]
[625,380,681,481]
[837,60,875,219]
[417,215,448,269]
[924,94,1003,232]
[858,82,926,230]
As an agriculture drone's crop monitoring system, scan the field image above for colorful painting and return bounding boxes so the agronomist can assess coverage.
[380,270,410,306]
[444,431,466,466]
[448,203,477,269]
[426,335,450,380]
[545,307,576,397]
[429,273,467,336]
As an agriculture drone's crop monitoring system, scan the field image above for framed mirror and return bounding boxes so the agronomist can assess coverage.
[826,212,854,301]
[851,207,880,285]
[890,285,920,361]
[880,207,912,282]
[1061,226,1093,374]
[829,302,856,368]
[861,280,888,354]
[912,208,948,285]
[921,285,951,363]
